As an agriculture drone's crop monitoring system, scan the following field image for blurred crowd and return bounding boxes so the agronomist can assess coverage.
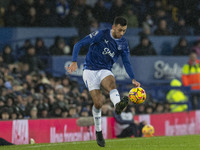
[0,0,200,120]
[0,36,185,121]
[0,0,200,37]
[0,37,173,120]
[0,52,171,121]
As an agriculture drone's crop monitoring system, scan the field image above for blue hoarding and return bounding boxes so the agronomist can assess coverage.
[51,56,188,84]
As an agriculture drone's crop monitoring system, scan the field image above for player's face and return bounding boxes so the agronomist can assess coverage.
[112,24,127,39]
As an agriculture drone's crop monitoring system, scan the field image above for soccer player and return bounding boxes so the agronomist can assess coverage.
[67,16,140,147]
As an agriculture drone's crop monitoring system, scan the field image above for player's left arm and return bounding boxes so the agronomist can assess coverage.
[121,43,140,87]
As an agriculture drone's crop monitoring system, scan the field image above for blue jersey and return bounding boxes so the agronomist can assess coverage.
[72,29,135,80]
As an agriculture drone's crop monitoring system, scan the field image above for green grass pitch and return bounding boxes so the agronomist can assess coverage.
[2,135,200,150]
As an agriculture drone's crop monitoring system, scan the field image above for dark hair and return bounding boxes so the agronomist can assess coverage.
[113,16,127,26]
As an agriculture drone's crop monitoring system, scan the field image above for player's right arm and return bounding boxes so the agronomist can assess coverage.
[67,30,103,73]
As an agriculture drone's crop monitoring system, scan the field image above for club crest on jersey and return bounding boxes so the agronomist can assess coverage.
[89,31,99,38]
[102,48,115,58]
[118,45,122,50]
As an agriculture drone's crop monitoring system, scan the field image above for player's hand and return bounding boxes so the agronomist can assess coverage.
[66,62,78,74]
[132,79,140,87]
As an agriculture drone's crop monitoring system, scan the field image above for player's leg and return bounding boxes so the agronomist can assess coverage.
[100,75,120,105]
[89,89,105,147]
[90,89,103,132]
[83,70,105,147]
[100,70,128,114]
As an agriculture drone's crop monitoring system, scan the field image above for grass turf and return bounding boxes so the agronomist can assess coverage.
[1,135,200,150]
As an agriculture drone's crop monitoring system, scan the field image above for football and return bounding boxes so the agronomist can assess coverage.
[142,124,155,137]
[128,87,146,104]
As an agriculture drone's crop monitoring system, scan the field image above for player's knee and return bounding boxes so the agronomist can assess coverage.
[108,83,117,92]
[94,102,102,109]
[110,84,116,90]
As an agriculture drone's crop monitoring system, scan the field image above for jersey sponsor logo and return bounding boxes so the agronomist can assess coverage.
[104,39,109,44]
[89,31,99,38]
[102,48,115,58]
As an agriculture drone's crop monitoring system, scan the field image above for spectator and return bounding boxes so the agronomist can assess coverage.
[0,107,10,120]
[131,36,157,56]
[194,17,200,35]
[11,108,19,120]
[0,97,5,107]
[145,105,154,114]
[4,75,14,90]
[16,39,33,59]
[35,37,49,56]
[50,36,66,55]
[89,18,99,33]
[68,0,91,38]
[37,103,49,118]
[172,17,190,35]
[68,105,79,118]
[20,46,44,73]
[191,39,200,57]
[39,7,60,27]
[165,1,179,23]
[142,14,154,28]
[63,7,81,27]
[61,77,71,93]
[77,6,92,38]
[49,102,63,118]
[166,79,188,112]
[61,109,68,118]
[136,104,145,114]
[153,9,173,28]
[138,24,151,37]
[6,95,15,107]
[2,45,15,64]
[34,0,46,22]
[0,6,5,26]
[154,19,171,35]
[180,0,198,27]
[148,0,163,17]
[164,102,171,113]
[0,0,10,10]
[4,2,23,26]
[80,107,89,117]
[56,0,70,19]
[182,52,200,109]
[132,0,146,26]
[92,0,109,22]
[154,103,165,113]
[122,6,138,27]
[18,0,35,20]
[172,37,190,56]
[109,0,125,22]
[29,106,38,119]
[24,7,39,27]
[114,106,146,138]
